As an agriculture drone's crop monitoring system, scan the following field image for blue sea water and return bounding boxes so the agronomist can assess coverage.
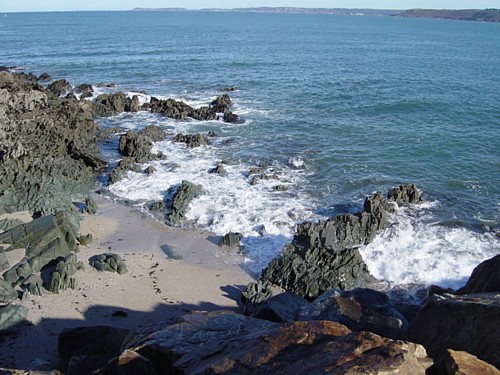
[1,11,499,289]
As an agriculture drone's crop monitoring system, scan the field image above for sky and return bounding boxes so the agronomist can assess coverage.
[1,0,499,12]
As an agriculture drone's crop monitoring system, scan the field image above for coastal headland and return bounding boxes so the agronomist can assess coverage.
[131,7,500,23]
[0,68,498,374]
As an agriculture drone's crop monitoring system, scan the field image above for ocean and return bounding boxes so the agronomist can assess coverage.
[1,10,499,289]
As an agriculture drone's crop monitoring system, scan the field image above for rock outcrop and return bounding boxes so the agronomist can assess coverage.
[0,71,105,215]
[67,310,432,374]
[165,181,202,226]
[247,185,421,301]
[93,92,139,117]
[149,94,238,123]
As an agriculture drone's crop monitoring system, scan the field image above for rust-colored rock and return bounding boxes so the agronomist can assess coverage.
[86,310,432,374]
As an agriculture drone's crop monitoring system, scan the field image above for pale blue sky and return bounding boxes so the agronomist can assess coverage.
[1,1,500,12]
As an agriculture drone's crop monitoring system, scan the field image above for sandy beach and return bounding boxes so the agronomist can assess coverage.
[0,194,254,371]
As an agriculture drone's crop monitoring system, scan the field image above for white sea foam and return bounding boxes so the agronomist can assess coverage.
[105,108,316,275]
[359,204,499,290]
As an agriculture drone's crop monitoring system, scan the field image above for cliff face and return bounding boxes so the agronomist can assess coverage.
[397,8,500,22]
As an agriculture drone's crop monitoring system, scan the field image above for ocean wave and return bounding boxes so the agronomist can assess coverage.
[359,204,499,290]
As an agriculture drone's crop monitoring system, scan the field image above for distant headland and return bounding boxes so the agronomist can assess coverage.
[131,7,500,23]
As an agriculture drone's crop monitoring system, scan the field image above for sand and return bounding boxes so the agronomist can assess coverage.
[0,194,254,371]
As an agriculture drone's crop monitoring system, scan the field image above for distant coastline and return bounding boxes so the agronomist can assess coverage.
[131,7,500,22]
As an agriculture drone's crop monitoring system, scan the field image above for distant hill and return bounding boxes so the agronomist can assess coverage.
[397,8,500,22]
[131,7,399,17]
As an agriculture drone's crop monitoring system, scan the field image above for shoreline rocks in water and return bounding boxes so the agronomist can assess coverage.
[250,186,419,301]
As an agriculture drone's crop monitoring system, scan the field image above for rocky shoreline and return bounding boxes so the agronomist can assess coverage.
[0,69,499,374]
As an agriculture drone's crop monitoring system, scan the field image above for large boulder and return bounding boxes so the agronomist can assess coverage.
[408,292,500,371]
[85,310,432,374]
[174,133,209,148]
[46,79,72,96]
[457,254,500,294]
[165,181,202,226]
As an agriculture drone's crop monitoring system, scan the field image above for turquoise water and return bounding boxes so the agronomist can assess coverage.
[1,11,499,287]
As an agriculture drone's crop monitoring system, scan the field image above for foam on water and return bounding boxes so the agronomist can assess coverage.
[104,103,317,275]
[359,202,499,290]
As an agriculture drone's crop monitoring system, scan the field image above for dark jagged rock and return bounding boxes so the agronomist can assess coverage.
[0,304,28,333]
[218,232,242,247]
[0,71,103,214]
[457,254,500,294]
[297,288,409,340]
[88,310,432,374]
[96,82,116,88]
[38,72,52,81]
[254,187,420,301]
[118,130,153,161]
[210,94,232,113]
[58,325,130,374]
[165,180,202,226]
[408,292,500,371]
[73,83,93,99]
[150,97,192,119]
[190,106,217,121]
[118,125,166,163]
[93,92,140,117]
[108,157,139,185]
[90,253,128,275]
[47,253,82,294]
[0,211,79,284]
[149,95,239,122]
[46,79,72,96]
[387,183,422,206]
[223,111,239,123]
[0,278,17,304]
[174,133,209,148]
